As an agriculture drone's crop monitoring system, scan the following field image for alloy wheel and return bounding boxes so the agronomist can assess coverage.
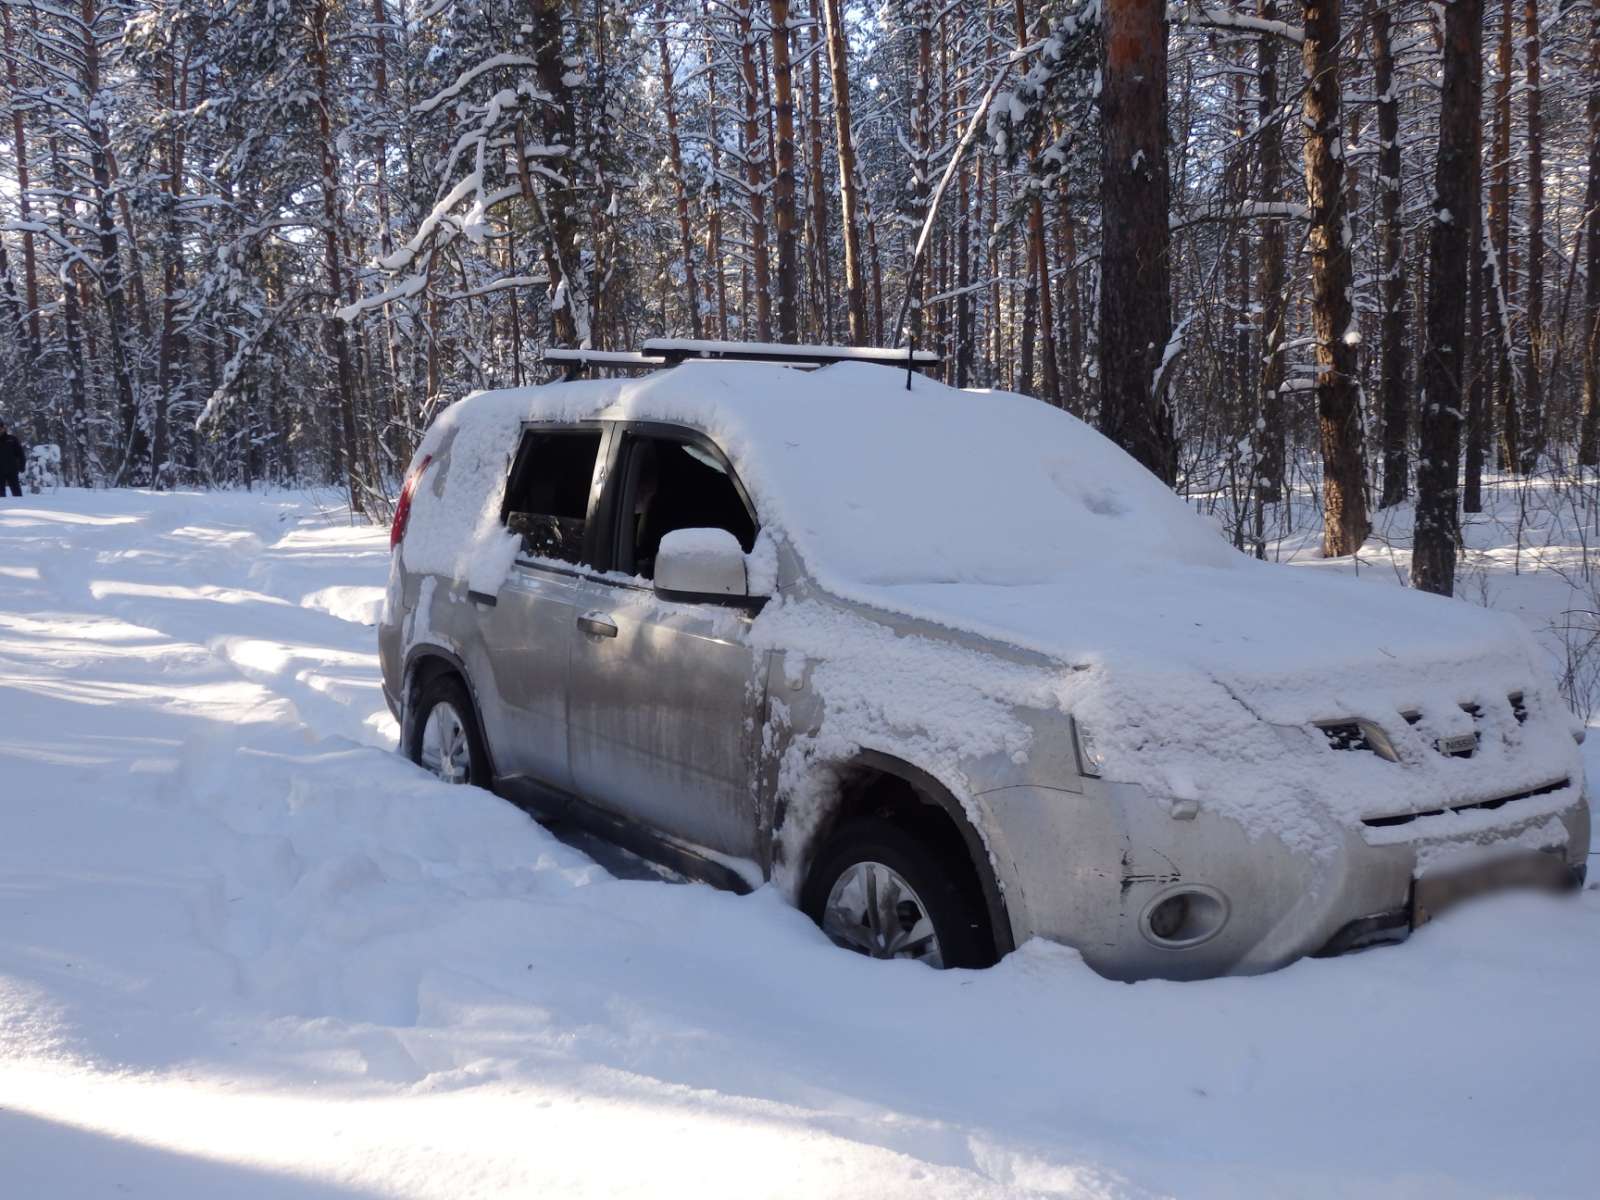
[419,700,473,784]
[821,860,944,967]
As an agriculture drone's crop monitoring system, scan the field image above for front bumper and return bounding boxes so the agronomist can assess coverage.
[1316,859,1587,957]
[980,777,1591,982]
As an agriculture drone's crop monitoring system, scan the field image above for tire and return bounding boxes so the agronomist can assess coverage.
[408,673,490,787]
[801,817,994,969]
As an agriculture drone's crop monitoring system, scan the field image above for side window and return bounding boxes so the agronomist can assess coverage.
[615,435,757,579]
[502,428,603,565]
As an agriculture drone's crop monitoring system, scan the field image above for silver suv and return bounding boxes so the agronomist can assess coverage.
[379,345,1589,980]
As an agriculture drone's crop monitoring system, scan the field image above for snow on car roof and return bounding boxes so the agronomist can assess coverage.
[411,358,1234,590]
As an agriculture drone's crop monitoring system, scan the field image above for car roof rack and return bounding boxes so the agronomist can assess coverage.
[540,349,668,380]
[640,338,942,371]
[541,341,942,381]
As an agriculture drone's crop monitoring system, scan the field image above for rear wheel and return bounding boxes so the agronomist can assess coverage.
[409,675,488,787]
[801,818,993,969]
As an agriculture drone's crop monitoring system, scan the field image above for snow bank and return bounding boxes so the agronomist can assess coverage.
[300,584,385,626]
[0,489,1596,1199]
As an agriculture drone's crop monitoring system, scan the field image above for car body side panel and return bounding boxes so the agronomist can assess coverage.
[566,579,769,861]
[473,561,585,796]
[761,646,1023,955]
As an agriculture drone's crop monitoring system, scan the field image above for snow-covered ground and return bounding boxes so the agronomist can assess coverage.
[1,485,1596,1199]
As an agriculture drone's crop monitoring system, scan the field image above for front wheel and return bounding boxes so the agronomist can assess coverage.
[409,675,488,786]
[801,818,994,969]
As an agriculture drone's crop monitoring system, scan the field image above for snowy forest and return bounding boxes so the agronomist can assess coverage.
[0,0,1596,583]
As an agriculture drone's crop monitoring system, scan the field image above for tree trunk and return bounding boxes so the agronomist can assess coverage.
[1059,200,1083,411]
[987,151,1002,385]
[1253,1,1286,506]
[1413,0,1483,596]
[1098,0,1175,484]
[82,0,142,485]
[1579,0,1600,467]
[2,6,40,367]
[311,0,364,513]
[1372,3,1408,508]
[531,0,588,346]
[866,192,884,344]
[1491,0,1517,470]
[954,64,972,388]
[821,0,866,344]
[737,1,773,340]
[1464,186,1487,512]
[1301,0,1369,557]
[1520,0,1544,472]
[1012,1,1059,404]
[658,8,702,338]
[50,136,90,484]
[153,42,190,487]
[704,14,730,341]
[904,0,933,344]
[805,5,831,341]
[769,0,799,341]
[371,0,404,430]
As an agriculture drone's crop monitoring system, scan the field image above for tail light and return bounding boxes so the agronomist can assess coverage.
[390,453,433,550]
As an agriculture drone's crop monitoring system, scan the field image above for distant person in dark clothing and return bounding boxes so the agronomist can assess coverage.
[0,420,24,497]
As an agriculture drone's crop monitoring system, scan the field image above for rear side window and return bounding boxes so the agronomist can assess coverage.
[502,428,602,564]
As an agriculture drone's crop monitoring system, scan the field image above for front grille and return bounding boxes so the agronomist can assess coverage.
[1320,722,1370,752]
[1361,778,1571,828]
[1326,694,1526,763]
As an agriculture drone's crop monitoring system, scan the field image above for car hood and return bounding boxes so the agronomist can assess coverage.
[858,559,1539,722]
[829,560,1581,847]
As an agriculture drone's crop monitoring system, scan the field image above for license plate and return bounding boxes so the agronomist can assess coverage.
[1412,851,1570,928]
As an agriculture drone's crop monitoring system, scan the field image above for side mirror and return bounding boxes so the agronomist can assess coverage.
[655,528,749,600]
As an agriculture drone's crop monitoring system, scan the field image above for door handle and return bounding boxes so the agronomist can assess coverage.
[577,611,619,638]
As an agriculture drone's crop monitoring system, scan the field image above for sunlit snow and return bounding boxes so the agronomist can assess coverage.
[0,486,1596,1199]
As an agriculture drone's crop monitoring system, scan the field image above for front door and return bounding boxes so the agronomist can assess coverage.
[566,429,769,861]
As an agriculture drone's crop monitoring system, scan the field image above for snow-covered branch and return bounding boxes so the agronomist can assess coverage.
[1171,3,1305,44]
[1170,201,1310,232]
[413,55,538,115]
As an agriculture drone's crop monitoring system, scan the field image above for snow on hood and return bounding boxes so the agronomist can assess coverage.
[865,560,1543,725]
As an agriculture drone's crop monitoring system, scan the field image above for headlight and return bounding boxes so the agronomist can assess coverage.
[1071,715,1105,778]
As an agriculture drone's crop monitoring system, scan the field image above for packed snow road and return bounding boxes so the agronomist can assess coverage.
[1,489,1597,1199]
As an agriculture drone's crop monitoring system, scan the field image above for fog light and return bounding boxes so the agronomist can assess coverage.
[1148,893,1190,941]
[1139,886,1230,949]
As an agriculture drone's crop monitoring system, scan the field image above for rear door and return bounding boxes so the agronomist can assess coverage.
[566,425,771,861]
[472,423,608,803]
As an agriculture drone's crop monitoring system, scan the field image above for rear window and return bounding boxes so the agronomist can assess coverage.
[501,428,602,564]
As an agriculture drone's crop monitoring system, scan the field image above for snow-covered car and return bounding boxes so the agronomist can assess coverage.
[378,343,1590,980]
